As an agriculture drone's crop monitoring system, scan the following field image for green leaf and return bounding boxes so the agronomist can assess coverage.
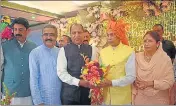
[1,82,17,105]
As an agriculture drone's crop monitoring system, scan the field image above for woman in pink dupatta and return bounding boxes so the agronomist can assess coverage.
[132,31,175,105]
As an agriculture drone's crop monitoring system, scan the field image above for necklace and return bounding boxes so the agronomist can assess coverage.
[144,52,152,62]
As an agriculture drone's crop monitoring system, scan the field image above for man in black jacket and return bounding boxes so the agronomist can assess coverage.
[57,23,97,105]
[153,24,176,63]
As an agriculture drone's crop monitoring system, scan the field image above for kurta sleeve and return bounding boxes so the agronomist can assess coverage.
[91,46,99,61]
[29,50,44,105]
[112,52,136,87]
[57,47,80,86]
[154,60,175,90]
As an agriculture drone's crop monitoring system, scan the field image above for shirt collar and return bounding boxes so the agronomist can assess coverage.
[110,42,123,50]
[18,40,27,48]
[42,44,55,50]
[71,42,81,49]
[78,45,81,49]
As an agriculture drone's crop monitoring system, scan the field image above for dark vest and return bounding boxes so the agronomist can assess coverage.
[61,43,92,103]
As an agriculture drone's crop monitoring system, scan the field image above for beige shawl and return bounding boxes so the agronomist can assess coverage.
[132,43,175,104]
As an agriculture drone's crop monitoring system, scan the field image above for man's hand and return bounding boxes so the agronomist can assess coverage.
[98,79,112,87]
[79,80,90,88]
[89,83,99,89]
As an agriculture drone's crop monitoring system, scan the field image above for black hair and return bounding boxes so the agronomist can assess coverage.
[144,31,160,43]
[12,17,29,29]
[70,23,84,33]
[153,24,164,30]
[62,35,72,43]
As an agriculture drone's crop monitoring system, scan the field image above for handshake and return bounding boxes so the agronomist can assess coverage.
[78,79,112,88]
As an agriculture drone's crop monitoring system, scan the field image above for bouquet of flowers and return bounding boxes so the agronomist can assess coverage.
[80,54,110,105]
[0,83,16,105]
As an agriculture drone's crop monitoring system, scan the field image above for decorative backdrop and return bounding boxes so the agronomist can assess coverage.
[43,1,176,51]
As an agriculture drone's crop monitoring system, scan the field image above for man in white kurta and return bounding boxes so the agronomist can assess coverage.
[57,24,98,105]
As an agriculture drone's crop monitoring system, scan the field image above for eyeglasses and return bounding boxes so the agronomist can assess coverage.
[43,33,55,37]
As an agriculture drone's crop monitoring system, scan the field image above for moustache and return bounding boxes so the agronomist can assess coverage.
[15,34,22,37]
[45,39,53,42]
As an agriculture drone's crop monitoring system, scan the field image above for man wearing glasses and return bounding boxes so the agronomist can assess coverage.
[29,25,61,105]
[1,17,36,105]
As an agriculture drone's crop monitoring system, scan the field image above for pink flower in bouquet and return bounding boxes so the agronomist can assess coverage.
[98,69,104,77]
[80,54,110,105]
[86,62,94,69]
[90,66,99,75]
[93,62,100,68]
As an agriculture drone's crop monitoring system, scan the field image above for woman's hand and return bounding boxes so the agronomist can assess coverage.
[134,79,154,90]
[135,80,147,90]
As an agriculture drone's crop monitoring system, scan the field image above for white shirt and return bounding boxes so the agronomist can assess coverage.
[57,45,98,86]
[18,41,26,48]
[91,45,100,61]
